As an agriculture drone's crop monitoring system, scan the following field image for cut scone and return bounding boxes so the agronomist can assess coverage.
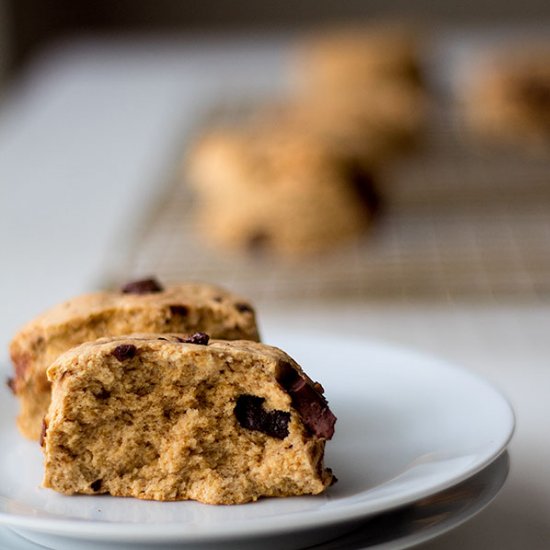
[9,279,260,440]
[42,334,336,504]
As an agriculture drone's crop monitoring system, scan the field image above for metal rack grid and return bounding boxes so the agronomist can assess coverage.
[123,104,550,304]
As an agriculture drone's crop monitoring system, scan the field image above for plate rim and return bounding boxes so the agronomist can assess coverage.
[7,452,511,550]
[0,332,515,542]
[310,450,511,550]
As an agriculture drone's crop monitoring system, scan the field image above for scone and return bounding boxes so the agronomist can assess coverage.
[463,48,550,152]
[294,23,424,91]
[284,87,427,152]
[250,101,404,166]
[42,334,336,504]
[9,279,260,440]
[186,125,380,256]
[292,23,427,144]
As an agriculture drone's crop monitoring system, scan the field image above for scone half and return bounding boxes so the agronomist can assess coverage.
[9,279,260,440]
[42,334,336,505]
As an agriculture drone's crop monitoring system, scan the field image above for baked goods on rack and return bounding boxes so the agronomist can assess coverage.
[294,23,423,90]
[462,47,550,153]
[292,23,427,145]
[182,23,428,259]
[186,125,380,257]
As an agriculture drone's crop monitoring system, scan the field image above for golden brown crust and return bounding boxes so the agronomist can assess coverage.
[463,48,550,152]
[186,125,380,257]
[290,22,427,144]
[43,335,334,504]
[10,282,260,440]
[295,23,424,91]
[183,24,428,259]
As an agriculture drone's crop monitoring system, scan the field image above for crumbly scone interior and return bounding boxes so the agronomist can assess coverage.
[43,338,331,504]
[10,282,260,441]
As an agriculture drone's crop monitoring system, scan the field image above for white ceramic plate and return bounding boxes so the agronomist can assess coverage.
[311,450,510,550]
[0,332,514,549]
[1,452,510,550]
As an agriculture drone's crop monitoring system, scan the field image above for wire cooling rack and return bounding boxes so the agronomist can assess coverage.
[122,95,550,304]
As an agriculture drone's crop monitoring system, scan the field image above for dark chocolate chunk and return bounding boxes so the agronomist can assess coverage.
[40,418,48,447]
[247,231,271,253]
[313,381,325,394]
[121,278,163,294]
[90,479,103,492]
[112,344,138,361]
[288,377,336,439]
[517,78,550,110]
[344,162,382,215]
[169,304,189,317]
[264,409,291,439]
[178,332,210,345]
[212,296,224,303]
[6,377,16,394]
[404,62,424,87]
[235,302,253,314]
[157,337,168,341]
[277,363,336,440]
[234,395,290,439]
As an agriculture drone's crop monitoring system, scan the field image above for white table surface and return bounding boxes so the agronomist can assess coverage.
[0,35,549,549]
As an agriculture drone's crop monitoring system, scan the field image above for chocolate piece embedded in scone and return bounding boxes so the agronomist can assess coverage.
[9,280,260,440]
[42,335,335,504]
